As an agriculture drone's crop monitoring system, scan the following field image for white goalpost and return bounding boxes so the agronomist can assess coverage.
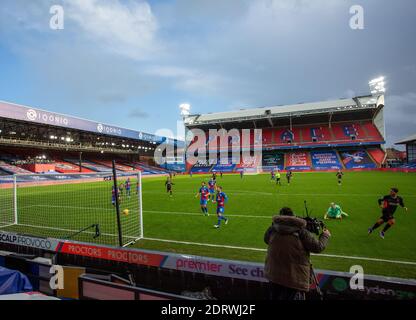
[0,171,144,247]
[0,175,15,229]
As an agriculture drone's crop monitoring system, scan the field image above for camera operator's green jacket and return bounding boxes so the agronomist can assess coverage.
[264,215,330,292]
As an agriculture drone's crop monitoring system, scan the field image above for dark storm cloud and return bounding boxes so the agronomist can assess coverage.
[385,93,416,146]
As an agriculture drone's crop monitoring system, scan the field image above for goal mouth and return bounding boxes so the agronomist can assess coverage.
[0,170,143,247]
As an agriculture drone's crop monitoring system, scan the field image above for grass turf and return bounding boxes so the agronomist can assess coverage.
[1,171,415,279]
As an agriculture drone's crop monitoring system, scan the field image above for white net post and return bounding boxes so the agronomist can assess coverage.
[138,171,143,239]
[0,172,143,247]
[119,171,142,247]
[0,175,15,228]
[2,172,126,245]
[13,175,18,225]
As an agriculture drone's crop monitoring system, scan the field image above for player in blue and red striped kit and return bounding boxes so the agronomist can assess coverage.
[208,178,216,202]
[111,185,121,206]
[195,182,210,216]
[125,178,131,199]
[213,186,229,228]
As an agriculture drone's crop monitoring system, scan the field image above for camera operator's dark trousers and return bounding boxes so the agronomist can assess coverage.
[269,282,306,300]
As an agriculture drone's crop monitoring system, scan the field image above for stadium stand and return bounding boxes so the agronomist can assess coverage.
[54,160,93,173]
[302,125,333,145]
[262,128,273,145]
[203,121,384,150]
[63,159,121,173]
[92,160,137,172]
[363,121,384,139]
[0,100,178,178]
[135,162,169,174]
[367,148,386,166]
[0,168,10,175]
[0,161,33,174]
[185,94,386,172]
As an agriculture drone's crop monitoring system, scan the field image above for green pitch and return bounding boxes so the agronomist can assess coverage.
[1,171,415,279]
[135,171,416,280]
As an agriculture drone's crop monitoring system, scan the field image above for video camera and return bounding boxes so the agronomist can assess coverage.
[302,201,326,235]
[302,216,325,235]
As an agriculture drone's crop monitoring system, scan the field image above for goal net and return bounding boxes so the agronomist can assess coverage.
[0,172,143,247]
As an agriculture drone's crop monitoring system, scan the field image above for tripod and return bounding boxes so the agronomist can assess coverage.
[310,266,324,300]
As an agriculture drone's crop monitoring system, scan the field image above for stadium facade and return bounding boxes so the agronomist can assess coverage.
[184,94,386,173]
[396,134,416,167]
[0,100,179,175]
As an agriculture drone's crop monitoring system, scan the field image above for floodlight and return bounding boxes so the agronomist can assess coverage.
[179,103,191,116]
[369,76,386,95]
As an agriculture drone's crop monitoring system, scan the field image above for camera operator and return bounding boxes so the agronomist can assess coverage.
[264,207,331,300]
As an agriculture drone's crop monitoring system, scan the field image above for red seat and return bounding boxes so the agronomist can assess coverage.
[368,149,385,165]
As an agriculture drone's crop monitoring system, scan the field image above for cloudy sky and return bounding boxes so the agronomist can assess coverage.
[0,0,415,147]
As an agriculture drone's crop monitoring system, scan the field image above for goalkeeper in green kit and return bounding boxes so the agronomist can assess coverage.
[324,202,349,220]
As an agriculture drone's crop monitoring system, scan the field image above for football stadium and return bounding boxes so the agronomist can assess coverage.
[1,0,416,304]
[1,86,416,300]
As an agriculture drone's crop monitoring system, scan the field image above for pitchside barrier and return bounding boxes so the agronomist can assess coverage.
[78,274,194,300]
[0,246,192,300]
[0,230,415,300]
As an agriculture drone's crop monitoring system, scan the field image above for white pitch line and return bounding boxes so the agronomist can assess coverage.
[19,204,115,211]
[144,210,271,219]
[143,237,416,266]
[17,205,271,219]
[0,223,16,229]
[9,223,137,240]
[143,190,273,196]
[229,190,416,197]
[143,190,416,197]
[143,237,265,252]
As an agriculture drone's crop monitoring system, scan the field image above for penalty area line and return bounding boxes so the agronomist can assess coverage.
[143,237,265,252]
[143,237,416,266]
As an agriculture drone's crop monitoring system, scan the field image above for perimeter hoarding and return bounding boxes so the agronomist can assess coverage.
[53,240,416,300]
[262,152,284,170]
[190,160,215,173]
[285,151,312,170]
[311,150,343,170]
[0,231,60,251]
[1,233,416,300]
[57,242,167,267]
[339,149,377,169]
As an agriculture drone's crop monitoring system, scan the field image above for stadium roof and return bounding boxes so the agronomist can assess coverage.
[184,94,383,126]
[0,100,179,145]
[396,134,416,144]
